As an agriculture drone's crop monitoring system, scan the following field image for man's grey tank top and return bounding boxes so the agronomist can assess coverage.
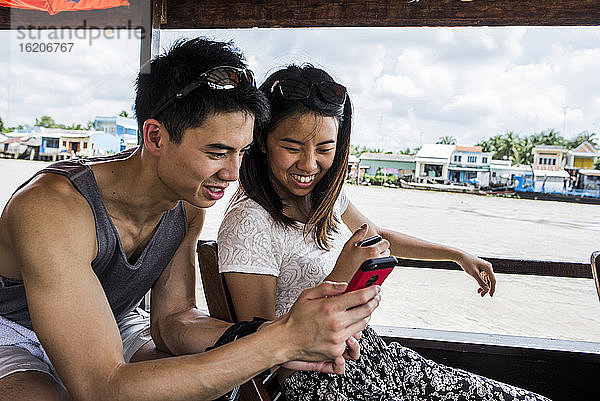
[0,149,188,330]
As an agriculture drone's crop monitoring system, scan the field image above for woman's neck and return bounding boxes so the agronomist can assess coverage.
[282,195,312,223]
[268,176,312,223]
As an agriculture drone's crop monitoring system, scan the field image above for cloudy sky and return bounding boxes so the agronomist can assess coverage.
[2,26,599,151]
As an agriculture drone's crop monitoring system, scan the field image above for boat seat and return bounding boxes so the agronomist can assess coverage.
[592,250,600,303]
[197,240,284,401]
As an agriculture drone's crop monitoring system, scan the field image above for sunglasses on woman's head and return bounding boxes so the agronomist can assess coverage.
[151,66,256,118]
[271,78,347,106]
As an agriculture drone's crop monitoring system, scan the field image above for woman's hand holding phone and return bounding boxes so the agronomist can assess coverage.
[345,256,397,292]
[326,224,390,283]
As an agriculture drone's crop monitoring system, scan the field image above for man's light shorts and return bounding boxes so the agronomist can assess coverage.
[0,307,152,383]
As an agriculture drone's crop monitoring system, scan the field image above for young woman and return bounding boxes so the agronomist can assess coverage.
[217,65,549,400]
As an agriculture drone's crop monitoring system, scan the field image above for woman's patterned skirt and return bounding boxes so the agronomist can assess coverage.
[284,327,551,401]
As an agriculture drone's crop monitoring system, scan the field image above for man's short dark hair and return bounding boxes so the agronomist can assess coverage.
[134,38,269,144]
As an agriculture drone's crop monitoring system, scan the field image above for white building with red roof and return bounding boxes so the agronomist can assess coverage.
[448,145,494,187]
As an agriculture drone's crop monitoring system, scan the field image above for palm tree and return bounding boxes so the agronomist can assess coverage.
[65,123,84,130]
[567,130,598,149]
[436,135,456,145]
[532,129,566,147]
[477,134,503,154]
[517,129,568,164]
[350,144,384,157]
[489,131,521,163]
[517,135,536,165]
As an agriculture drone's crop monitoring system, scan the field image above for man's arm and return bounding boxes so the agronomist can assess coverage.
[149,204,230,354]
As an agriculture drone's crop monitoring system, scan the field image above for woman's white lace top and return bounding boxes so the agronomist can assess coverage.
[218,192,352,318]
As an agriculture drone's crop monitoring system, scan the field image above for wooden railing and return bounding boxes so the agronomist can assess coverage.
[374,325,600,401]
[395,256,593,278]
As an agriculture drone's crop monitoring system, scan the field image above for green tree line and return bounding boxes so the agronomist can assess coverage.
[0,112,130,134]
[33,115,94,131]
[350,144,419,157]
[350,144,384,157]
[350,129,599,169]
[476,129,598,165]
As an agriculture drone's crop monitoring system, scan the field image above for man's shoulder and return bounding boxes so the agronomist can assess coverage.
[3,172,98,274]
[6,172,94,230]
[16,171,83,200]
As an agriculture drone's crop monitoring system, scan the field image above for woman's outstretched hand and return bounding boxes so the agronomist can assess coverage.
[456,252,496,297]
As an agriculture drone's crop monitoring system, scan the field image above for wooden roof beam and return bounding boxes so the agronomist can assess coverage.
[164,0,600,29]
[2,0,599,30]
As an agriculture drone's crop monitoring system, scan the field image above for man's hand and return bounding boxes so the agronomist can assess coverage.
[281,334,360,374]
[281,357,346,375]
[274,281,381,373]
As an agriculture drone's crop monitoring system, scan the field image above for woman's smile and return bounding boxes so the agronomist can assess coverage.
[290,173,317,185]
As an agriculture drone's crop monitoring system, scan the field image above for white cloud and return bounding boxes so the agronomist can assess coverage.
[376,74,422,98]
[1,29,139,126]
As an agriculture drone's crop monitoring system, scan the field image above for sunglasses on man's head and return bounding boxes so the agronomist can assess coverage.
[271,78,347,106]
[151,66,256,118]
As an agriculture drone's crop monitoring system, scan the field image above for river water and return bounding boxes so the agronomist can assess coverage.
[2,159,599,342]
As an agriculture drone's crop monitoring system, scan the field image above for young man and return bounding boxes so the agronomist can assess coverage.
[0,38,381,400]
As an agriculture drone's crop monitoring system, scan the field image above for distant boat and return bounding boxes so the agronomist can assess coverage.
[399,179,488,195]
[514,175,600,204]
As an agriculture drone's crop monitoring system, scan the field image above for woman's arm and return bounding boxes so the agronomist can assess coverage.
[218,204,368,372]
[224,262,366,374]
[217,204,280,321]
[341,200,495,296]
[224,272,278,321]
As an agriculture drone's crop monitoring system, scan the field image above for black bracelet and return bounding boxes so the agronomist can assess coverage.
[208,317,270,401]
[207,317,268,351]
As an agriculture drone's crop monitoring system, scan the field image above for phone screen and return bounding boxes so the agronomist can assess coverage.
[345,256,397,292]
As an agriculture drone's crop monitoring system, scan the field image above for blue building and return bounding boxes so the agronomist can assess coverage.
[93,116,139,154]
[448,146,493,187]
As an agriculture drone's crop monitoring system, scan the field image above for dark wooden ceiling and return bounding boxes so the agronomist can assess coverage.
[2,0,600,30]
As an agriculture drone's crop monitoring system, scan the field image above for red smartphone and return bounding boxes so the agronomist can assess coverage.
[345,256,397,292]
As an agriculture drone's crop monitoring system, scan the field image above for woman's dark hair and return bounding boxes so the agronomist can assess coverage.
[237,64,352,250]
[135,38,269,144]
